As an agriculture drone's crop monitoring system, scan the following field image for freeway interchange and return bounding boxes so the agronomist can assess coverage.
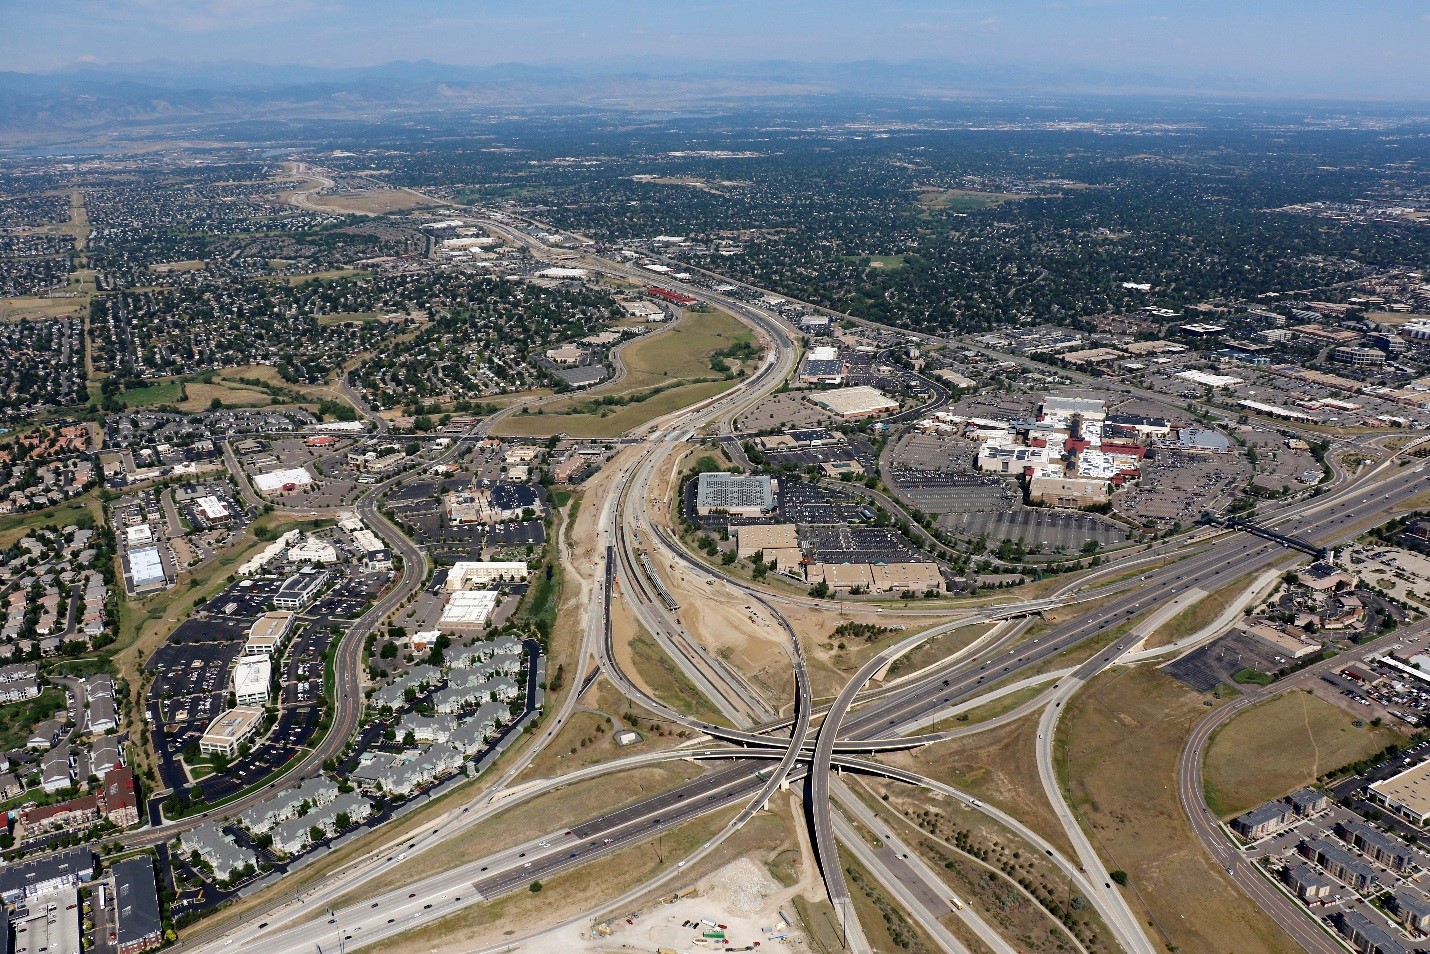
[182,218,1430,954]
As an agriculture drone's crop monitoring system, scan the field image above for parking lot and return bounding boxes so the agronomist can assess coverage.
[942,508,1128,552]
[1163,628,1290,692]
[777,481,870,526]
[1114,447,1250,527]
[734,391,841,431]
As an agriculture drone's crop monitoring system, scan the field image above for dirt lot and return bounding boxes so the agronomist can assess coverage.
[304,187,437,215]
[1057,665,1303,954]
[1203,688,1403,818]
[384,803,805,954]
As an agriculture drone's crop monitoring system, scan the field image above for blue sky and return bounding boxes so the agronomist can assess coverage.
[5,0,1429,98]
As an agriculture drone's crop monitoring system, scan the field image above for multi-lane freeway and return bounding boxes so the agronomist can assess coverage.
[180,206,1430,954]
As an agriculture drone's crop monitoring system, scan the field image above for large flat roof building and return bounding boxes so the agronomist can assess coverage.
[808,385,900,420]
[445,561,529,590]
[439,590,501,630]
[233,656,271,706]
[252,467,313,495]
[1370,759,1430,825]
[199,706,263,758]
[244,611,295,657]
[126,547,165,590]
[273,568,327,610]
[694,472,777,518]
[0,847,95,903]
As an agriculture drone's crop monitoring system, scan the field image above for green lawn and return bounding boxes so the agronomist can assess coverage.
[0,687,67,752]
[118,380,183,407]
[0,491,101,548]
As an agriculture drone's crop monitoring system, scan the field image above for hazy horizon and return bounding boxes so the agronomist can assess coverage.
[5,0,1430,101]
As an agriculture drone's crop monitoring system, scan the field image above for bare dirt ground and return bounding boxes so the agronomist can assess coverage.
[384,802,807,954]
[305,187,438,215]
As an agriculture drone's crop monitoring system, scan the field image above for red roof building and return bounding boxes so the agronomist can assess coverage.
[646,286,698,306]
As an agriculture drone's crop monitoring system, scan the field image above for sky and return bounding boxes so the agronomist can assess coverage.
[4,0,1430,99]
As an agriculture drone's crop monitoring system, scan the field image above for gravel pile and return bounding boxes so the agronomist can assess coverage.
[704,857,780,917]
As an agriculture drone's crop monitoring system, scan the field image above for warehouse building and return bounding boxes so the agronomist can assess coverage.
[808,385,900,420]
[694,473,778,518]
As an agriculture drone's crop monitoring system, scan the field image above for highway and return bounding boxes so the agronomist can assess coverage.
[183,206,1430,954]
[1175,617,1430,954]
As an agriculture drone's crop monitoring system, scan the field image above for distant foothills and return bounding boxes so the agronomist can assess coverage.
[0,56,1418,137]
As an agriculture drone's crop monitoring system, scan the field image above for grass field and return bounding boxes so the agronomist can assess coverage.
[117,381,183,407]
[595,304,758,394]
[494,378,737,439]
[316,310,383,326]
[272,267,373,286]
[884,711,1074,859]
[492,306,757,439]
[1203,689,1402,818]
[175,381,272,412]
[915,187,1026,211]
[843,254,911,269]
[628,633,729,725]
[1057,665,1303,954]
[0,491,101,548]
[149,260,205,273]
[304,189,436,215]
[1146,572,1259,648]
[0,291,89,320]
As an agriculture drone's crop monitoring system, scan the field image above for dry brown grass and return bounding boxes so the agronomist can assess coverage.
[381,804,743,954]
[0,292,88,320]
[882,710,1075,860]
[1057,665,1303,954]
[1203,688,1402,817]
[327,762,709,911]
[304,188,437,214]
[1145,572,1257,649]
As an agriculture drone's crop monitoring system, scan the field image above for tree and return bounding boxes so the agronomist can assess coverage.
[1109,870,1129,886]
[335,812,352,830]
[380,641,398,660]
[529,881,543,893]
